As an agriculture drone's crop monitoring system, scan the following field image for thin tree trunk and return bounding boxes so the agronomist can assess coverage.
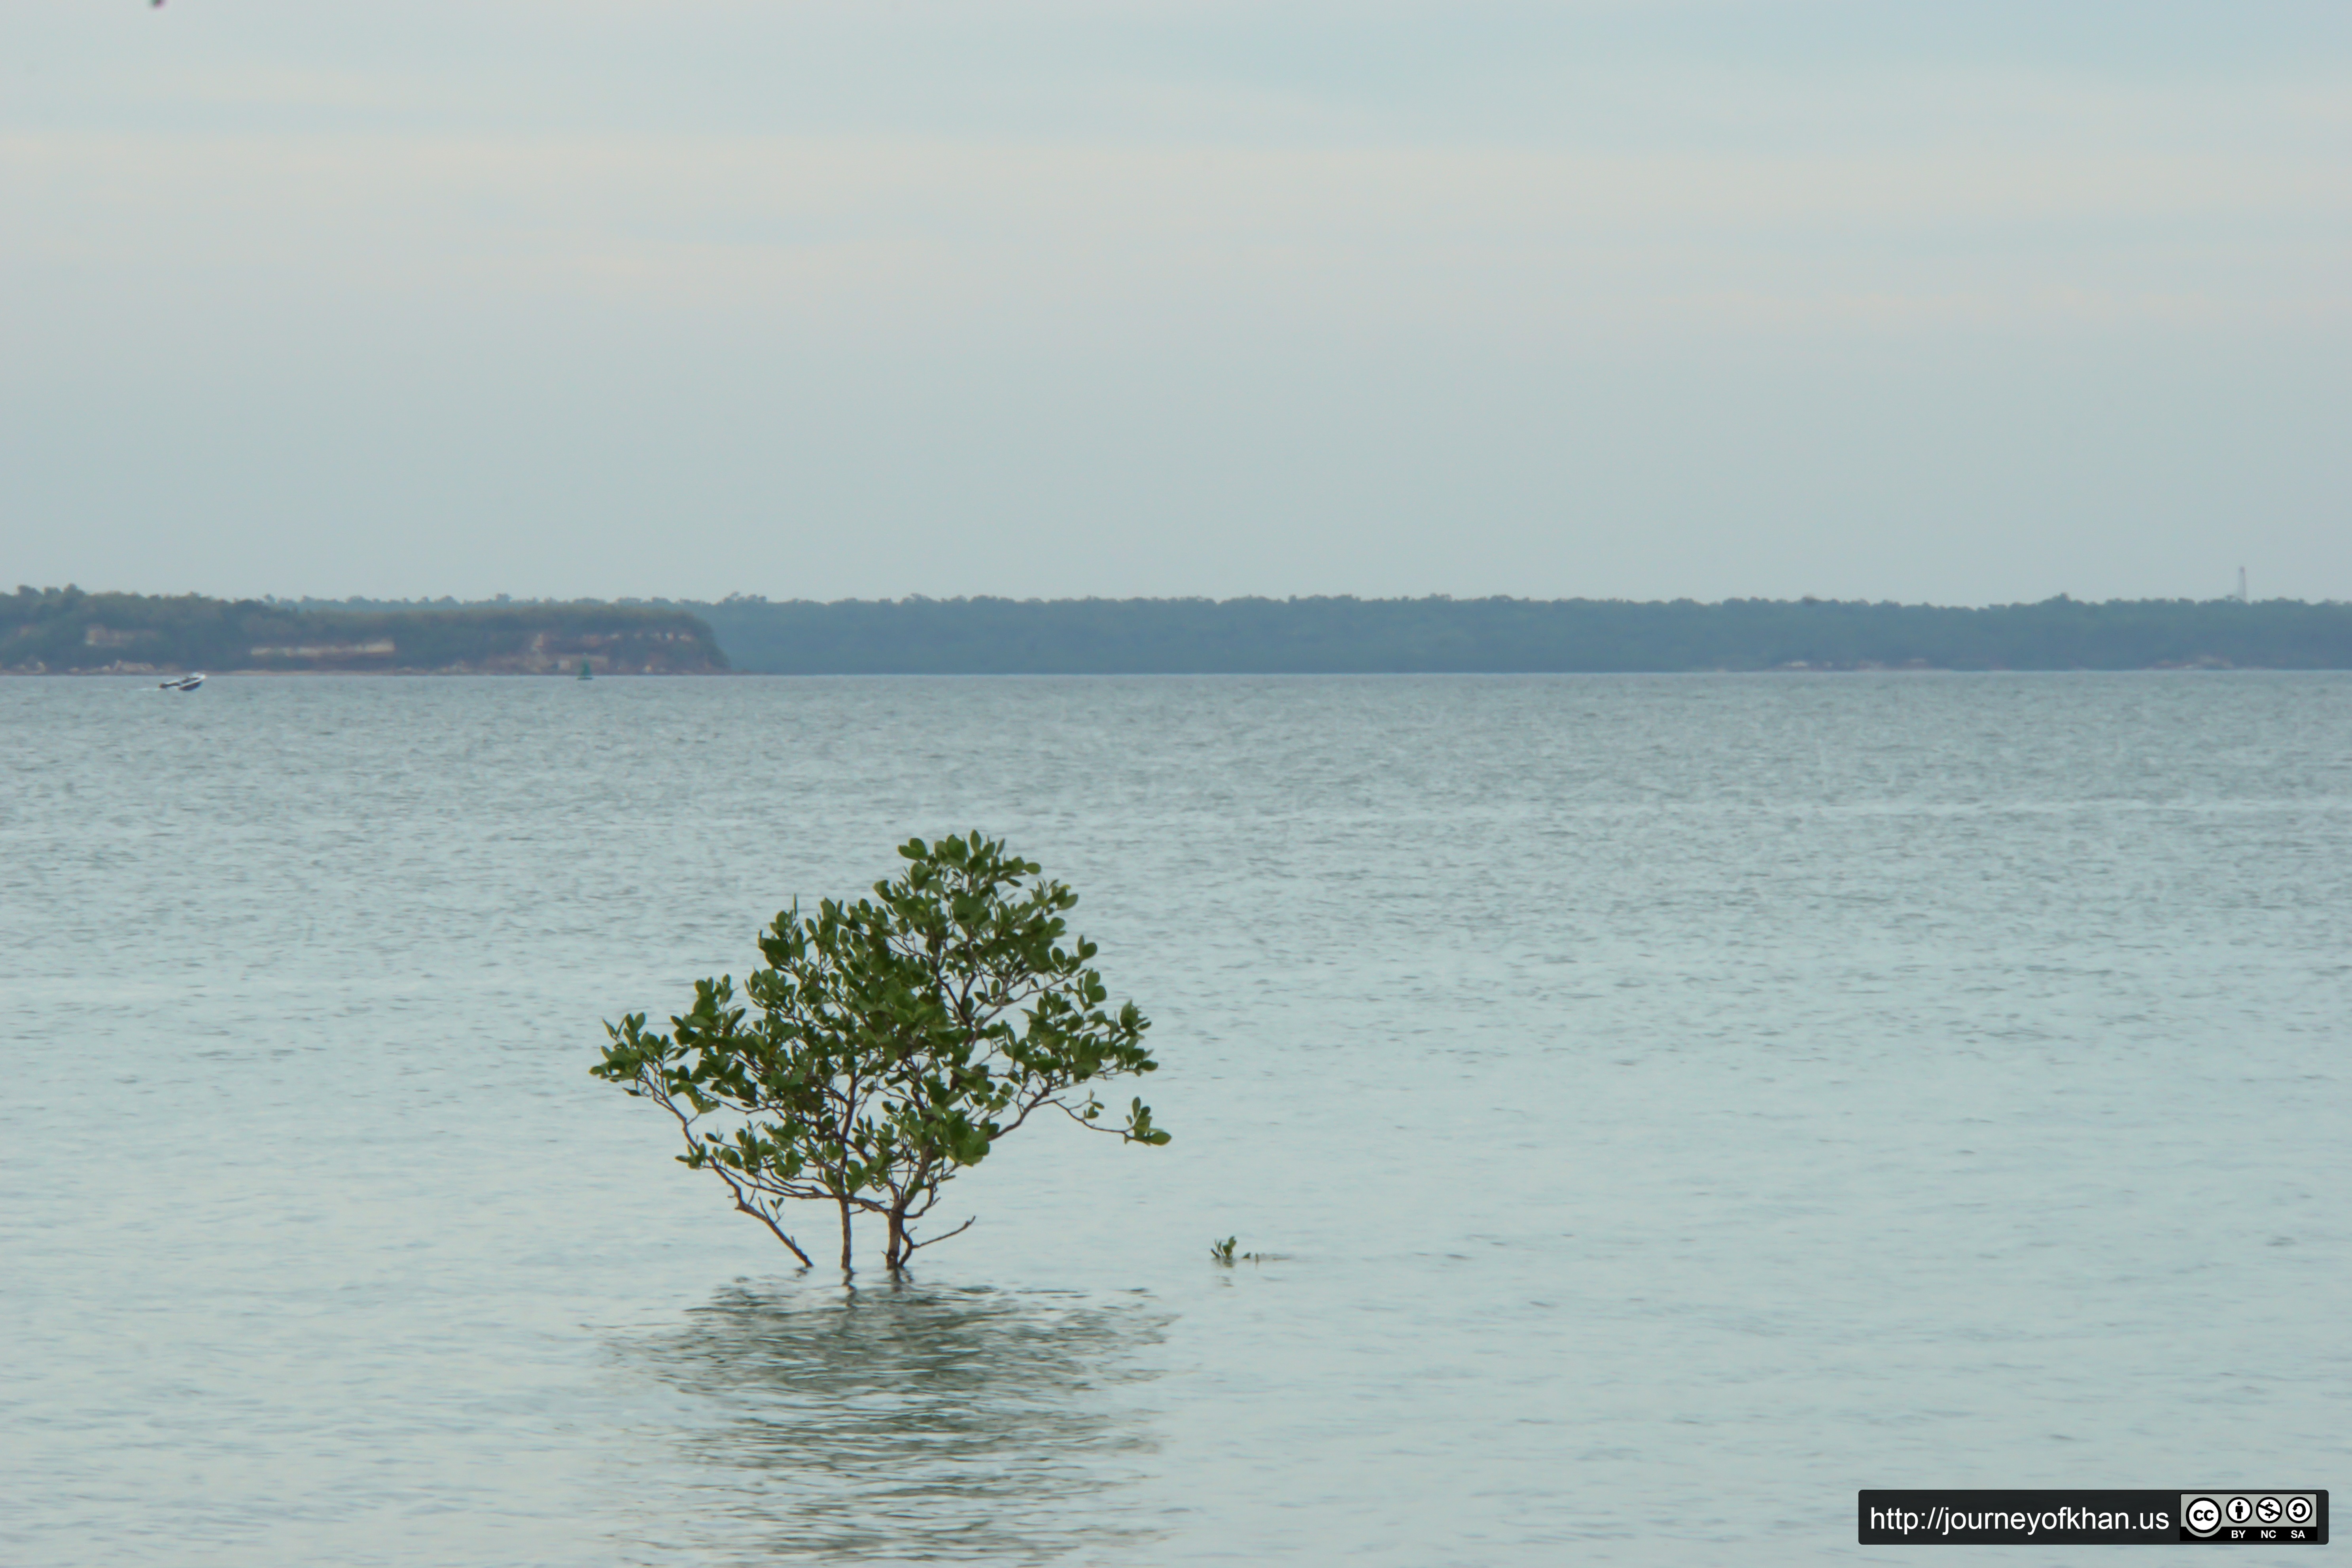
[837,1195,854,1274]
[885,1208,909,1273]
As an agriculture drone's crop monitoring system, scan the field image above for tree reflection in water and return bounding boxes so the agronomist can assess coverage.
[626,1281,1170,1563]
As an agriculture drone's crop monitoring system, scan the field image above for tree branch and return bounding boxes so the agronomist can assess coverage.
[646,1067,814,1266]
[901,1215,976,1256]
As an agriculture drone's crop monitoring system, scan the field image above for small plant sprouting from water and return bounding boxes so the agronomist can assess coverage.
[1210,1236,1264,1265]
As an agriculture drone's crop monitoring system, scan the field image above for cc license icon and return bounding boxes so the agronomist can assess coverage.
[2184,1497,2222,1536]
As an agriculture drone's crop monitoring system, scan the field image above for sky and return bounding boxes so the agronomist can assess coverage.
[3,1,2347,605]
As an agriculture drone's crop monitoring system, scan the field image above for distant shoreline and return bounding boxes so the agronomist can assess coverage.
[17,664,2351,678]
[11,589,2350,675]
[687,594,2352,675]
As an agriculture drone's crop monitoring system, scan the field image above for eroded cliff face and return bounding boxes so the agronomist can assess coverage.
[3,591,730,673]
[505,627,711,674]
[247,626,719,674]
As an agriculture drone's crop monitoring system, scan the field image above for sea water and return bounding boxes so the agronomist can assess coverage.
[2,673,2345,1565]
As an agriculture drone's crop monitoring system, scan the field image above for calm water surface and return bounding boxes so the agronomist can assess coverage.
[2,674,2346,1565]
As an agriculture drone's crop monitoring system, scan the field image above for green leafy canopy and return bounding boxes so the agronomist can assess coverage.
[591,832,1166,1271]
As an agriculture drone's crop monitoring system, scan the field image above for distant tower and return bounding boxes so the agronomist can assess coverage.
[2238,567,2249,604]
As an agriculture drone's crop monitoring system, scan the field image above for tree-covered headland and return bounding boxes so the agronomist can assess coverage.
[2,587,726,674]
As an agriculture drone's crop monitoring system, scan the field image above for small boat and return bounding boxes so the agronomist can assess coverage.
[160,673,206,691]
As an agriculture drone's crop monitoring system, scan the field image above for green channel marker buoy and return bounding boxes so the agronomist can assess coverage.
[577,659,592,681]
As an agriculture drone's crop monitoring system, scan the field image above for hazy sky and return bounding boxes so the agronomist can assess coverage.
[4,2,2346,604]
